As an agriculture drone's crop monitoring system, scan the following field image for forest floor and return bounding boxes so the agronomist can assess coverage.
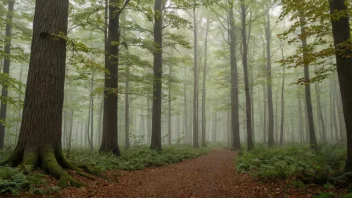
[19,149,347,198]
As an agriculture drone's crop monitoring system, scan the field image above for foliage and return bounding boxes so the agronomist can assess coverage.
[0,165,60,196]
[236,144,346,184]
[68,146,209,171]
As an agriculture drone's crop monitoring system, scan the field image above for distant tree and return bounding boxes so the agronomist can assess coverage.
[192,1,199,149]
[0,0,15,149]
[328,0,352,170]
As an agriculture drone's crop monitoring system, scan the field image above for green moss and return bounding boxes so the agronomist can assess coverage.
[23,146,39,167]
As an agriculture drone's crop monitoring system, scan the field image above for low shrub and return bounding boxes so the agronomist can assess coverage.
[236,144,346,184]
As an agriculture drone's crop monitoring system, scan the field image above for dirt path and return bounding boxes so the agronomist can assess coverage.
[59,150,331,198]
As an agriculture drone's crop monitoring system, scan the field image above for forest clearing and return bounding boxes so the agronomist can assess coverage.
[0,0,352,197]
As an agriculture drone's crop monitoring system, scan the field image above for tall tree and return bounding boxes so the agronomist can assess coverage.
[240,0,254,150]
[150,0,163,150]
[264,4,274,146]
[228,1,241,150]
[1,0,83,187]
[299,7,317,148]
[201,19,210,147]
[328,0,352,170]
[100,0,129,155]
[0,0,15,149]
[192,1,199,148]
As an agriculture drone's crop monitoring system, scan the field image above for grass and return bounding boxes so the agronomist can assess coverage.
[0,145,209,196]
[236,143,346,184]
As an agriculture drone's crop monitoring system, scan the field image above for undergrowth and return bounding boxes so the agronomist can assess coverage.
[236,144,346,184]
[68,146,209,171]
[0,145,209,196]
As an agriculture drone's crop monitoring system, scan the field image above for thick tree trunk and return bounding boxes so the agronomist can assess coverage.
[228,2,241,150]
[0,0,15,149]
[201,19,210,147]
[240,1,254,150]
[265,8,274,146]
[150,0,163,150]
[299,13,317,148]
[2,0,86,187]
[192,4,199,148]
[328,0,352,170]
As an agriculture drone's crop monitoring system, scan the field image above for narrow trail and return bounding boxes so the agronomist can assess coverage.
[60,150,325,198]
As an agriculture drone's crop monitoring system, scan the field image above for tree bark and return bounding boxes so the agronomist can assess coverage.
[150,0,163,150]
[2,0,86,187]
[265,7,274,146]
[100,0,128,155]
[192,3,199,148]
[228,1,241,150]
[201,19,210,147]
[240,0,254,150]
[328,0,352,170]
[168,64,172,145]
[0,0,15,149]
[125,66,130,149]
[299,11,317,148]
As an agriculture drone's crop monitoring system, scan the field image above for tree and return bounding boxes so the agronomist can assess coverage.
[228,1,241,150]
[264,3,274,146]
[192,1,199,148]
[328,0,352,170]
[299,7,317,148]
[201,19,210,147]
[240,0,254,150]
[100,0,130,155]
[1,0,84,187]
[150,0,163,150]
[0,0,15,149]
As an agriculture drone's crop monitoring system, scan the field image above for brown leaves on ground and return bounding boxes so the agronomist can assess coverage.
[17,150,348,197]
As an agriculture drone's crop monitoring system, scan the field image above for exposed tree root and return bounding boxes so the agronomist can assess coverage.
[0,144,99,188]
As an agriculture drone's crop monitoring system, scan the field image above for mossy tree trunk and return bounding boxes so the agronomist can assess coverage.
[2,0,86,187]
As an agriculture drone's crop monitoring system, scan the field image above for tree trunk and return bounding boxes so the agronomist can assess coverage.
[2,0,85,187]
[328,0,352,170]
[147,96,152,144]
[125,66,130,149]
[183,67,188,144]
[240,1,253,150]
[279,41,285,146]
[201,19,210,147]
[299,12,317,148]
[150,0,163,150]
[192,3,199,148]
[168,64,172,145]
[314,67,326,143]
[0,0,15,149]
[229,2,241,150]
[265,7,274,146]
[100,0,126,155]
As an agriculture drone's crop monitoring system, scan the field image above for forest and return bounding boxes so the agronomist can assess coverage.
[0,0,351,197]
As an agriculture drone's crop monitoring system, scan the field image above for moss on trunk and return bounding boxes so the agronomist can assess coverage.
[1,144,98,188]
